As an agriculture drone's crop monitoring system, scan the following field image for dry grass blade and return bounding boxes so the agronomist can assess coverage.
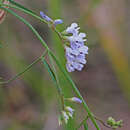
[0,0,9,24]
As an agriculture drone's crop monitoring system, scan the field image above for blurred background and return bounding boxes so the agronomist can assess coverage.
[0,0,130,130]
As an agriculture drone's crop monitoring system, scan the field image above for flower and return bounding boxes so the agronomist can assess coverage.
[40,11,52,22]
[65,106,75,118]
[54,19,63,26]
[60,106,75,124]
[65,97,82,103]
[66,23,80,36]
[62,111,69,124]
[71,97,82,103]
[65,23,88,72]
[61,106,75,124]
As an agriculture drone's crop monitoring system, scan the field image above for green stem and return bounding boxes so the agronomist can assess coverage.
[94,116,111,128]
[75,115,89,130]
[0,51,47,85]
[0,3,48,24]
[8,0,36,15]
[84,122,89,130]
[48,52,62,95]
[48,52,65,110]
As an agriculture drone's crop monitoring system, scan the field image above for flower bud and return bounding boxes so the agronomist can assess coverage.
[58,115,63,126]
[65,106,74,118]
[107,117,116,126]
[65,106,74,113]
[54,19,63,26]
[66,97,82,104]
[40,11,52,22]
[62,111,69,124]
[107,117,123,129]
[115,120,123,128]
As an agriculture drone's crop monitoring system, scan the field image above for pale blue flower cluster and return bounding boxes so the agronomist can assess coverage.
[59,97,82,124]
[61,106,74,124]
[65,23,88,72]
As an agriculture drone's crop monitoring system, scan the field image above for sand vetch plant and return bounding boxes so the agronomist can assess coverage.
[0,0,123,129]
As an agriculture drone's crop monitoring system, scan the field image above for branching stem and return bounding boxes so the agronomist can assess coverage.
[0,50,47,85]
[75,115,89,130]
[94,116,111,128]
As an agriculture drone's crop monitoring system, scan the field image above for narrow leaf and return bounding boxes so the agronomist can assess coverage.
[41,56,63,95]
[8,0,35,14]
[41,57,56,83]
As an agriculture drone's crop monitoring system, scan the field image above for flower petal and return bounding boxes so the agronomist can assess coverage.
[79,46,88,54]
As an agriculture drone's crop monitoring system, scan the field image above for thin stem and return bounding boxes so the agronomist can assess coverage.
[84,122,89,130]
[0,2,48,24]
[75,115,89,130]
[48,52,62,95]
[48,52,65,110]
[94,116,111,128]
[0,50,47,85]
[8,0,36,14]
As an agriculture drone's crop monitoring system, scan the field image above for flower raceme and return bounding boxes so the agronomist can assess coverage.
[58,97,82,124]
[40,12,88,72]
[64,23,88,72]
